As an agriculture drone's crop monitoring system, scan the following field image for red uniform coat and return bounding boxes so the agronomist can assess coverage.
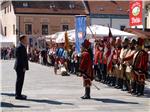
[80,51,93,87]
[132,50,148,82]
[94,49,100,65]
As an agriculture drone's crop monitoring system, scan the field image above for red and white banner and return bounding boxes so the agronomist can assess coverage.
[129,0,142,26]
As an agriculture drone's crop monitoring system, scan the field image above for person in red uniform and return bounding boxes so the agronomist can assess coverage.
[79,39,93,99]
[100,40,108,84]
[122,38,137,92]
[94,43,101,81]
[106,38,116,86]
[112,37,122,88]
[98,40,105,83]
[132,38,148,96]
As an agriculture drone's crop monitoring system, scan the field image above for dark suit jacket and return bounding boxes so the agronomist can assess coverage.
[14,43,29,71]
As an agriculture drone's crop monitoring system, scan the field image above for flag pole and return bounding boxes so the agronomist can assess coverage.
[87,26,94,38]
[142,1,145,31]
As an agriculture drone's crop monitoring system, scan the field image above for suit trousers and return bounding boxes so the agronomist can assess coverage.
[15,69,25,96]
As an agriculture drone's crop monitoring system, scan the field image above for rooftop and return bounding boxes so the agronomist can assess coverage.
[88,1,129,15]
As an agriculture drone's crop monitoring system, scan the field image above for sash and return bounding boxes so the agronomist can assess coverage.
[107,47,115,66]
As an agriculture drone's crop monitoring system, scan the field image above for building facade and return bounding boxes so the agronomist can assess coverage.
[1,1,149,46]
[0,1,89,46]
[146,2,150,28]
[1,2,16,40]
[88,1,129,30]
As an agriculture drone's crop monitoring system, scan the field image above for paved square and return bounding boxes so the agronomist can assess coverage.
[1,60,150,112]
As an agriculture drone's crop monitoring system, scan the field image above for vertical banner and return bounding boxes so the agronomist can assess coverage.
[129,0,142,26]
[64,31,70,51]
[75,15,86,53]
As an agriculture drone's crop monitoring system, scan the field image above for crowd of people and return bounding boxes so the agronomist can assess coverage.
[27,45,80,75]
[5,35,149,99]
[93,37,149,97]
[27,36,150,97]
[1,47,15,60]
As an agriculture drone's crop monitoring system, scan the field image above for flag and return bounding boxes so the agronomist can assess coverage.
[64,31,70,51]
[107,27,113,42]
[75,15,86,53]
[129,1,142,26]
[108,27,113,38]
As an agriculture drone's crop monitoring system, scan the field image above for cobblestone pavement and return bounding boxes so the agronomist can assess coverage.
[0,60,150,112]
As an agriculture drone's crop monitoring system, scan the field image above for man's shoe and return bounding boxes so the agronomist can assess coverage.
[81,95,90,99]
[136,93,144,97]
[15,95,27,100]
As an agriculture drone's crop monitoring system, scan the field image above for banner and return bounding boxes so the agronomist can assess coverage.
[129,0,142,26]
[64,31,70,51]
[75,15,86,53]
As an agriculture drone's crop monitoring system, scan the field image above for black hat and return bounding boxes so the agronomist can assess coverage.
[19,35,26,41]
[130,38,137,44]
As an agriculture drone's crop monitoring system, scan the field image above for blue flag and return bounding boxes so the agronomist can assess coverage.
[75,16,86,53]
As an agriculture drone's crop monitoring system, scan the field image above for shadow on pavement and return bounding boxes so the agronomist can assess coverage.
[1,102,30,108]
[92,98,139,104]
[1,93,15,97]
[26,98,74,105]
[144,87,150,98]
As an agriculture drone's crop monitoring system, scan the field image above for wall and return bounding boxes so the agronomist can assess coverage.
[17,14,90,36]
[147,7,150,28]
[91,18,129,30]
[112,19,129,29]
[91,18,110,27]
[1,3,16,40]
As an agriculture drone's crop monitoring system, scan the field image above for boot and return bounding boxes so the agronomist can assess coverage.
[135,83,140,96]
[109,76,113,86]
[107,76,111,85]
[86,87,91,98]
[131,81,136,94]
[116,78,121,89]
[140,84,144,95]
[127,80,131,93]
[119,79,123,89]
[115,78,118,88]
[122,80,128,91]
[112,77,116,87]
[137,84,144,96]
[81,87,91,99]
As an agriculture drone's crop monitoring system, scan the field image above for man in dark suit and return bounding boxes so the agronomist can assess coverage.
[14,35,29,100]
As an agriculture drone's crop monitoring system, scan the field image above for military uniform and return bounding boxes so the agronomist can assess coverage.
[106,44,115,85]
[129,38,148,96]
[118,38,129,90]
[113,38,122,88]
[94,46,101,81]
[123,39,136,92]
[132,49,148,96]
[79,39,93,99]
[112,46,121,87]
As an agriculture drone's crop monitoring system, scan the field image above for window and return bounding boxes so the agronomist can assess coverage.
[7,7,9,13]
[4,7,6,14]
[120,25,126,31]
[62,24,69,31]
[42,24,48,35]
[25,24,32,35]
[4,26,7,36]
[23,2,28,7]
[10,5,11,12]
[13,24,15,35]
[145,17,147,29]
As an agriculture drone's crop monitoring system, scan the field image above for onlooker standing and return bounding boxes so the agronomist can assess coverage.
[14,35,29,100]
